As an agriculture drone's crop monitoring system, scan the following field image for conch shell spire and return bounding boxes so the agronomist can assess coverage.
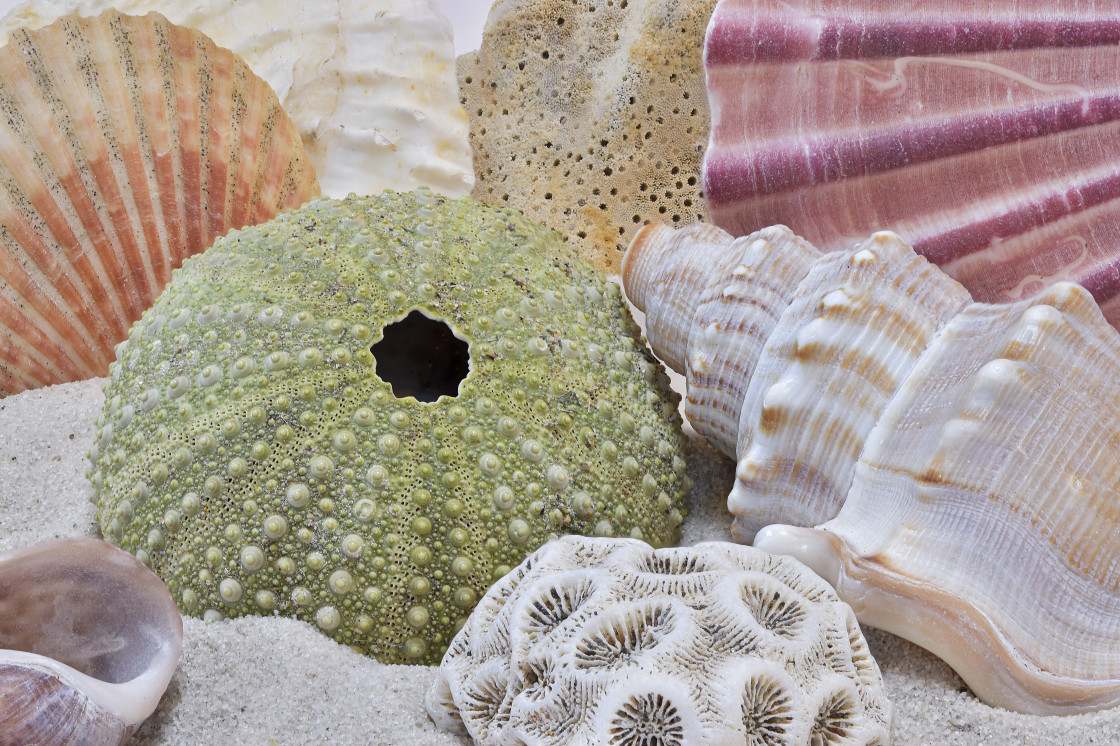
[624,220,1120,714]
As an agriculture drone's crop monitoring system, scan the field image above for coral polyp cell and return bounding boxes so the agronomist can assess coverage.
[88,189,689,664]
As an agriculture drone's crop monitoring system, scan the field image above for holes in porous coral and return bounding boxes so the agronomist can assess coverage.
[370,310,470,402]
[810,689,858,745]
[609,692,685,746]
[742,585,807,640]
[742,675,795,746]
[574,603,674,668]
[522,577,596,642]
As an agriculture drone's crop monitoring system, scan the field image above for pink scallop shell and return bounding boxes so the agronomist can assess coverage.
[703,0,1120,326]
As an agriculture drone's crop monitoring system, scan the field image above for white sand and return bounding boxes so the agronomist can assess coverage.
[2,378,1119,744]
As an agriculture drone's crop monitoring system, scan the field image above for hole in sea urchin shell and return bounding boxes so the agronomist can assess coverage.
[370,310,470,402]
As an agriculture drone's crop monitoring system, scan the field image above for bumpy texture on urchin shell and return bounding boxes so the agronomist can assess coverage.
[458,0,715,274]
[88,189,690,665]
[425,536,892,745]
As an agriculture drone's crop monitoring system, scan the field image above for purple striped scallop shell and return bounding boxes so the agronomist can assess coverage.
[703,0,1120,327]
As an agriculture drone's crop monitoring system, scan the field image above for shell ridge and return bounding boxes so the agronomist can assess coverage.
[18,19,147,333]
[81,13,165,311]
[0,57,132,357]
[683,225,820,456]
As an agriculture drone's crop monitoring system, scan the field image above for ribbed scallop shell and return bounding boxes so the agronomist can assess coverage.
[703,0,1120,328]
[0,0,474,201]
[426,536,891,745]
[624,220,1120,713]
[0,538,183,745]
[0,9,318,395]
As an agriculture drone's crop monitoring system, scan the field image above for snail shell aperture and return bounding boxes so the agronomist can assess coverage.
[0,538,183,745]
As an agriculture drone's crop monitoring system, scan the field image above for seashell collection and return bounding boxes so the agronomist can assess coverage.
[0,0,475,201]
[703,0,1120,328]
[0,9,318,396]
[3,0,1120,742]
[0,538,182,745]
[624,219,1120,714]
[426,535,891,745]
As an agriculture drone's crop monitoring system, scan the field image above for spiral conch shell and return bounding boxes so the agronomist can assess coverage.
[0,538,183,745]
[624,221,1120,714]
[0,9,318,396]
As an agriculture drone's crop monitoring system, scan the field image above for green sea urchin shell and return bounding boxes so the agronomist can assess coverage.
[88,189,689,664]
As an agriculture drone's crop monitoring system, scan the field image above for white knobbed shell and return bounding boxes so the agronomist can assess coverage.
[624,220,1120,714]
[0,538,183,745]
[425,536,891,746]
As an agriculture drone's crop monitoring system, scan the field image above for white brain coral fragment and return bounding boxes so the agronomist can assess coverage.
[426,536,892,745]
[0,0,474,199]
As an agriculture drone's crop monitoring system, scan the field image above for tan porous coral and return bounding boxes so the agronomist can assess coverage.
[458,0,715,274]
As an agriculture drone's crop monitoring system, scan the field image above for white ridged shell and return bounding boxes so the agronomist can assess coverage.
[0,538,183,745]
[426,536,891,745]
[624,220,1120,714]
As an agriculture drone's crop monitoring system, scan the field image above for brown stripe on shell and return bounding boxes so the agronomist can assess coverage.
[0,664,134,746]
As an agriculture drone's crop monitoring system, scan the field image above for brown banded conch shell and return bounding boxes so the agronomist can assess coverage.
[624,220,1120,714]
[0,537,183,745]
[0,9,319,396]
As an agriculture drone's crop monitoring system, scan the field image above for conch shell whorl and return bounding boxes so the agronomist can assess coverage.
[624,221,1120,714]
